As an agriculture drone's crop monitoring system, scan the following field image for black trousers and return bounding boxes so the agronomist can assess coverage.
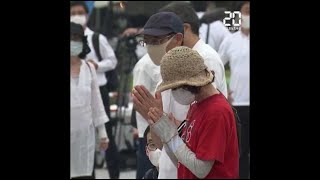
[99,85,120,179]
[234,106,250,179]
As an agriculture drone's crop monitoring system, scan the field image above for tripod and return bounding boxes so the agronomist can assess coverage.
[113,36,139,169]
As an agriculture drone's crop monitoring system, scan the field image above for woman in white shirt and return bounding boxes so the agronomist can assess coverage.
[70,22,109,179]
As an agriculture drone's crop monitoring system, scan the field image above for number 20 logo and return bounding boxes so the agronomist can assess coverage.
[223,11,241,27]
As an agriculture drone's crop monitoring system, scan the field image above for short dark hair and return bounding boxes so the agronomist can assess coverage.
[144,126,151,144]
[70,1,89,14]
[70,22,91,59]
[159,2,200,36]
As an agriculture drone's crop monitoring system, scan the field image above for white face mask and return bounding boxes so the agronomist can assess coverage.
[146,36,175,66]
[148,149,162,167]
[70,15,87,27]
[241,15,250,29]
[70,41,83,57]
[172,88,196,105]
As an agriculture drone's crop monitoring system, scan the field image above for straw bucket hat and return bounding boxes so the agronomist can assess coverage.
[157,46,214,92]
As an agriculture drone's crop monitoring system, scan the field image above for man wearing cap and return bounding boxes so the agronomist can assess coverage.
[132,11,185,179]
[148,46,239,179]
[133,11,228,179]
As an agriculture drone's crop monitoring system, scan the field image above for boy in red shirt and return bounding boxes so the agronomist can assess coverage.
[147,46,239,178]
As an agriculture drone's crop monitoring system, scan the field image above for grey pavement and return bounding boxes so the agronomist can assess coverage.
[95,168,136,179]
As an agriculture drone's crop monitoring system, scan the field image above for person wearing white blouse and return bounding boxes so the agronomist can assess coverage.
[70,2,120,178]
[70,22,109,179]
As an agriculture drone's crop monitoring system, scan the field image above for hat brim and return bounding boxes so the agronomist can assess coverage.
[141,28,173,36]
[156,69,214,92]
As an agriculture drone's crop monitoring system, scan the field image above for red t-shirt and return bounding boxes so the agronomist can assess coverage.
[178,93,239,179]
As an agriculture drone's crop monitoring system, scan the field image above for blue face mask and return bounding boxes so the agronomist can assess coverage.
[70,41,83,56]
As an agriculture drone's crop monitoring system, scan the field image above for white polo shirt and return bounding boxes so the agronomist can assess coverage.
[218,30,250,106]
[85,28,118,87]
[192,39,228,98]
[199,20,231,52]
[133,54,161,137]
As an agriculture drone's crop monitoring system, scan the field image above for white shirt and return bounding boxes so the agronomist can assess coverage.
[192,39,228,98]
[85,28,118,87]
[133,54,161,137]
[70,61,109,178]
[199,20,231,52]
[218,30,250,106]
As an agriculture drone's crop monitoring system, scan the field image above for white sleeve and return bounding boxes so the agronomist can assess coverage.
[89,63,110,127]
[214,22,231,52]
[218,38,230,65]
[152,115,214,178]
[146,61,161,93]
[163,144,178,167]
[97,124,109,140]
[96,35,118,73]
[151,67,161,88]
[168,136,215,179]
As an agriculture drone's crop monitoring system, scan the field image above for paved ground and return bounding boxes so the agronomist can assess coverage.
[95,168,136,179]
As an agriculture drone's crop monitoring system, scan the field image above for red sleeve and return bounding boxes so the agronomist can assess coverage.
[196,111,228,163]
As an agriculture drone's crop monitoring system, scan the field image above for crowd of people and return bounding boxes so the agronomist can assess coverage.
[70,1,250,179]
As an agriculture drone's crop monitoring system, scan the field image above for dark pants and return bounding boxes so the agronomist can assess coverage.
[136,138,153,179]
[99,85,120,179]
[234,106,250,179]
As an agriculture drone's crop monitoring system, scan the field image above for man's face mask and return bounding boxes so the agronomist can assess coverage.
[70,41,83,57]
[146,36,175,66]
[172,88,195,105]
[70,15,87,27]
[241,15,250,29]
[147,148,161,167]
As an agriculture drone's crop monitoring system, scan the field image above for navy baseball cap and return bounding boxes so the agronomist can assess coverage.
[142,12,184,36]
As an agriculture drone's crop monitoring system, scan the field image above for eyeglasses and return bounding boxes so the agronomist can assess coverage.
[138,34,176,46]
[146,143,157,151]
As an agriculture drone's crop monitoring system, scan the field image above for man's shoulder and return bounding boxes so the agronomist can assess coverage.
[211,20,226,28]
[86,28,108,41]
[136,54,150,67]
[139,53,151,61]
[195,40,223,64]
[85,27,94,35]
[195,39,218,56]
[134,54,159,73]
